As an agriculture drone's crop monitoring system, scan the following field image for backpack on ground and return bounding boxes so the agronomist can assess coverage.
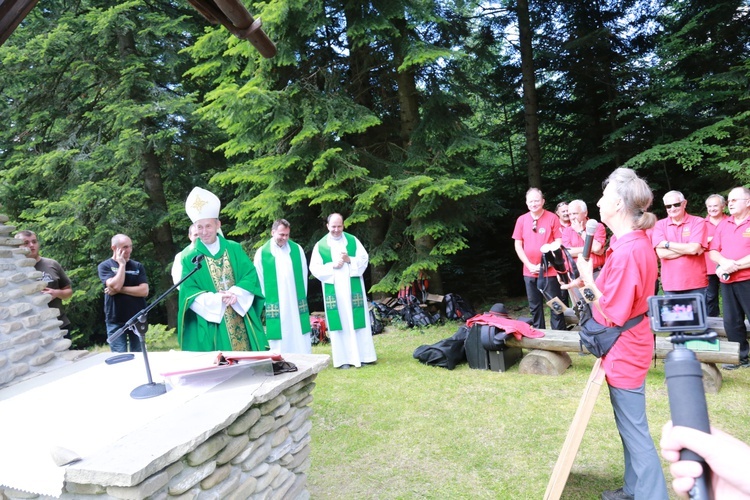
[412,325,469,370]
[400,296,439,328]
[310,316,328,345]
[444,293,476,320]
[370,303,385,335]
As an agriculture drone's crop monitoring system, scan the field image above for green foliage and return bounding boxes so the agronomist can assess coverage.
[0,0,222,344]
[145,324,180,351]
[184,0,487,293]
[3,0,750,345]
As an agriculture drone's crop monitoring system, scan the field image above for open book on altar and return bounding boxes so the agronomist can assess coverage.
[159,351,280,389]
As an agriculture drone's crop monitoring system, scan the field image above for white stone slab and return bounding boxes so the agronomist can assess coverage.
[0,351,329,497]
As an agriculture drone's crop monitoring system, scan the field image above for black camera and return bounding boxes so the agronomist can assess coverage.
[648,293,707,333]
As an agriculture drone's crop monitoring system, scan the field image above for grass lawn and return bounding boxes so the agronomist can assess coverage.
[307,321,750,499]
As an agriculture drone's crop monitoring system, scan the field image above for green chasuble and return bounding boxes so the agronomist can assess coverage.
[177,235,268,352]
[260,240,311,340]
[317,232,367,331]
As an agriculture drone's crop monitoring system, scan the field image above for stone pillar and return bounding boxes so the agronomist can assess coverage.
[0,214,73,388]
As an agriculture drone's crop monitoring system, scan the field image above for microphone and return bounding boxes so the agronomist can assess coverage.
[192,254,205,265]
[582,219,599,261]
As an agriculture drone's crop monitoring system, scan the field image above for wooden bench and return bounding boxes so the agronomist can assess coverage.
[504,328,739,393]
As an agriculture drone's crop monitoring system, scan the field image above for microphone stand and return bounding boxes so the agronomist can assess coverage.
[107,255,205,399]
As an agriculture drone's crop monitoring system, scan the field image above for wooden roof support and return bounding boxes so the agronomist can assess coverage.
[0,0,40,47]
[185,0,276,58]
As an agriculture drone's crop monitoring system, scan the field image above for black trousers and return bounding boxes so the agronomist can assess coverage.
[722,280,750,361]
[706,274,721,317]
[523,275,566,330]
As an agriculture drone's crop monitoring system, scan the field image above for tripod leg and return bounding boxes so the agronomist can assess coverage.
[544,358,605,500]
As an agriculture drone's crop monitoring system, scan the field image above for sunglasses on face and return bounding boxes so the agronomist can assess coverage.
[664,202,682,209]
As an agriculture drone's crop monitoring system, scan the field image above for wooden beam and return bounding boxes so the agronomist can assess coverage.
[0,0,40,47]
[505,328,739,365]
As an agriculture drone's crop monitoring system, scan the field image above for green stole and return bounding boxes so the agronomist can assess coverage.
[318,233,366,331]
[260,240,311,340]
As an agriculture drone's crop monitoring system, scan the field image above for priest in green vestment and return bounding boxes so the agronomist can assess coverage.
[177,187,268,352]
[253,219,312,354]
[310,213,377,369]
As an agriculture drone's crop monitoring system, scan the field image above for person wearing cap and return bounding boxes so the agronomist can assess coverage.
[177,187,268,352]
[253,219,312,354]
[309,213,377,369]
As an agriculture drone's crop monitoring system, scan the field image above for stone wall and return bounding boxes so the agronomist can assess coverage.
[0,371,319,500]
[0,214,73,388]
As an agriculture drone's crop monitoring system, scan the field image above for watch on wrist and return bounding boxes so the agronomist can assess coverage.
[664,241,670,249]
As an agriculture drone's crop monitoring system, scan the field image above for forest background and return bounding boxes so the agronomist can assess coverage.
[1,0,749,348]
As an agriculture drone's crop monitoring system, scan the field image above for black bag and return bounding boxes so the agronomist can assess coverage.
[444,293,476,321]
[577,300,643,357]
[479,325,510,352]
[400,296,437,328]
[464,324,489,369]
[413,326,469,370]
[370,305,385,335]
[402,303,432,328]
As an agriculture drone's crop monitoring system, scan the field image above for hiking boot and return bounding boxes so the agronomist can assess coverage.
[722,359,750,370]
[601,487,634,500]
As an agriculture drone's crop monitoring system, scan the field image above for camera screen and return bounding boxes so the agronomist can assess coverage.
[648,294,706,332]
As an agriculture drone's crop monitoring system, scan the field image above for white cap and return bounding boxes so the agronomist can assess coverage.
[185,187,220,223]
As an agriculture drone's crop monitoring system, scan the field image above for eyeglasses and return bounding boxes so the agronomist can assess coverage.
[664,202,682,209]
[532,218,538,233]
[728,198,749,204]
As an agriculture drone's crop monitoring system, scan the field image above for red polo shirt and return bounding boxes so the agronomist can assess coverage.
[709,216,750,284]
[704,215,729,275]
[512,210,561,277]
[652,213,708,291]
[595,230,658,389]
[561,221,607,270]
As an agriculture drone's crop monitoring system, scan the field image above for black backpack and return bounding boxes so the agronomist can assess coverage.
[370,305,385,335]
[444,293,476,320]
[399,296,439,328]
[413,326,470,370]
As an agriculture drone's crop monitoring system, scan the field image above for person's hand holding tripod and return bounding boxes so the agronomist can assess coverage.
[661,421,750,498]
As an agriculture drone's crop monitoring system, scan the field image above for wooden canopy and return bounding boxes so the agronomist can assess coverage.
[0,0,276,57]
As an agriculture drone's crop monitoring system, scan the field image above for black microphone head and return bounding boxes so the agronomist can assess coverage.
[585,218,599,235]
[192,254,205,264]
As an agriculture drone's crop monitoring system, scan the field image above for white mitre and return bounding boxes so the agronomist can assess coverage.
[185,187,221,222]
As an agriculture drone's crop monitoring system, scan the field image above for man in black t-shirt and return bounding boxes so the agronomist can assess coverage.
[97,234,149,352]
[15,230,74,337]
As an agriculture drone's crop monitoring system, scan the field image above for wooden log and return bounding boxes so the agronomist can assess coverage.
[701,363,722,394]
[559,315,750,338]
[505,329,740,365]
[518,350,571,376]
[705,317,750,338]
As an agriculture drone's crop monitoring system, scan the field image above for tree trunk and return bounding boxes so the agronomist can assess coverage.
[392,16,442,294]
[118,29,177,327]
[142,147,178,327]
[517,0,542,188]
